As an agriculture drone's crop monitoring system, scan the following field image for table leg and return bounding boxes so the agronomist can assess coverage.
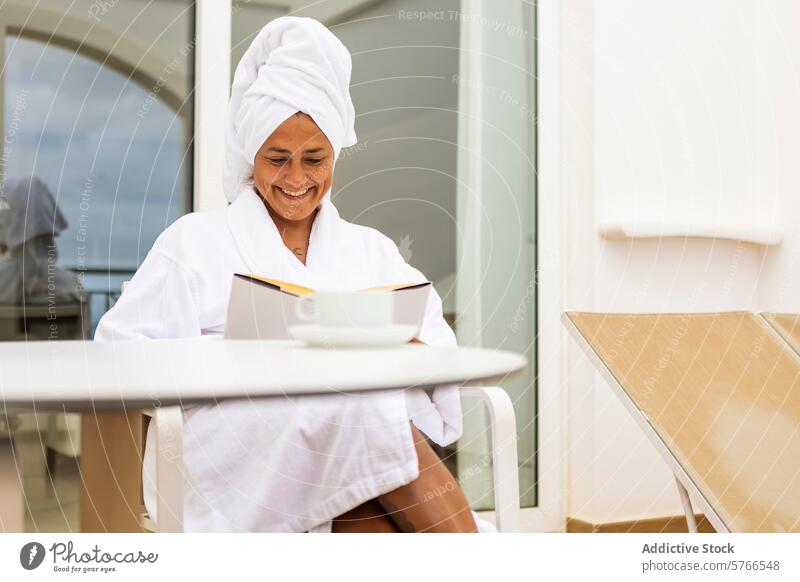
[79,412,144,532]
[0,436,24,532]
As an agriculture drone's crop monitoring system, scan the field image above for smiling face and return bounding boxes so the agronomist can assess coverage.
[252,112,335,225]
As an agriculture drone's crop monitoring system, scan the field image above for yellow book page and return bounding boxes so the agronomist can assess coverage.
[245,275,314,296]
[245,275,427,295]
[366,283,429,292]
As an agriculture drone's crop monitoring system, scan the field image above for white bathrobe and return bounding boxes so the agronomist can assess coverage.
[94,185,461,532]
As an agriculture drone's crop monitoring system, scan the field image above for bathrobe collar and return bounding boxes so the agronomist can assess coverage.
[226,185,342,287]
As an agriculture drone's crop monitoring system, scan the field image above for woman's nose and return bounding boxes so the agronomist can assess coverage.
[284,162,307,188]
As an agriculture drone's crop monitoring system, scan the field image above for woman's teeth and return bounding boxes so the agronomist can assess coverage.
[278,186,311,198]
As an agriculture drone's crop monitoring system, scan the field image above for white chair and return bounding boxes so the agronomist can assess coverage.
[121,283,522,533]
[144,388,520,533]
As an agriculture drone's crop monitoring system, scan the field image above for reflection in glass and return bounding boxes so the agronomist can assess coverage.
[0,0,194,532]
[0,176,84,305]
[2,14,193,335]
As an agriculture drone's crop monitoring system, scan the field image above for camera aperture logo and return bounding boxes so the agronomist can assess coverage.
[20,542,46,570]
[19,541,158,574]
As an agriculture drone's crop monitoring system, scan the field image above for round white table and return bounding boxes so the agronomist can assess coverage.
[0,339,526,532]
[0,339,526,411]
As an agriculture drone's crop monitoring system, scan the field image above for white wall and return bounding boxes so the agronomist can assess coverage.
[559,0,800,523]
[755,1,800,311]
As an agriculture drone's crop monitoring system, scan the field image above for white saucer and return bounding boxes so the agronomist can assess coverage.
[288,324,418,348]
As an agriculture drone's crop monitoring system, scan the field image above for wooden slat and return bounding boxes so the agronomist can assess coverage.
[566,311,800,533]
[79,412,144,532]
[566,513,716,533]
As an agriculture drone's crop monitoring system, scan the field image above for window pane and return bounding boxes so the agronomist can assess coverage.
[0,0,194,532]
[232,1,287,77]
[2,1,194,336]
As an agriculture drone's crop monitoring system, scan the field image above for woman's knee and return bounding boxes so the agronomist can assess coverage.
[332,499,400,533]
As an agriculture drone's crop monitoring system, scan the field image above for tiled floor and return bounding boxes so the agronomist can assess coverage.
[15,432,80,533]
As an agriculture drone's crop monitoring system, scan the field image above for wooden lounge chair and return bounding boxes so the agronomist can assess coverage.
[563,311,800,533]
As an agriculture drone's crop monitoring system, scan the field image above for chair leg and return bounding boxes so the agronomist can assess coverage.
[79,412,144,532]
[675,475,698,533]
[0,437,24,532]
[45,446,57,477]
[154,406,185,533]
[460,386,520,532]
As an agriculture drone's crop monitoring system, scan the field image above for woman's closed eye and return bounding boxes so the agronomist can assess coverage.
[267,157,324,166]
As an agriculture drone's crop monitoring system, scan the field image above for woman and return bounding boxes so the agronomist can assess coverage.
[95,16,478,533]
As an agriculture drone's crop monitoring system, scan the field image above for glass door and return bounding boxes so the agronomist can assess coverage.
[453,0,537,512]
[229,0,541,520]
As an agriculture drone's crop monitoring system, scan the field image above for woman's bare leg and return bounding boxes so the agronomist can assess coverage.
[331,499,400,533]
[331,423,476,533]
[378,423,477,532]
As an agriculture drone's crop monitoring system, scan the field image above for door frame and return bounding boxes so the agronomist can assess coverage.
[193,0,232,211]
[532,0,566,532]
[454,0,565,531]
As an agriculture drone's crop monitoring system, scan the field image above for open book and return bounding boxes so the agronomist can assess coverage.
[224,274,431,339]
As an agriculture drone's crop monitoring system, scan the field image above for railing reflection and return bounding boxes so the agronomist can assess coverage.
[70,267,136,337]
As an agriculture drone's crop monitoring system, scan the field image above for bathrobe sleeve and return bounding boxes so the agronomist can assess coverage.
[374,233,463,447]
[94,248,202,341]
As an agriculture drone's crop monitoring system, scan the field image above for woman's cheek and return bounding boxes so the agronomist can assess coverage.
[253,163,274,189]
[307,159,333,184]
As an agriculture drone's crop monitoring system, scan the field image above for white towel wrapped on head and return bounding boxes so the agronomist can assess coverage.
[224,16,358,202]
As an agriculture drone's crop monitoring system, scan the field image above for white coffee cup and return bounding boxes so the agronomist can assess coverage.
[295,290,394,328]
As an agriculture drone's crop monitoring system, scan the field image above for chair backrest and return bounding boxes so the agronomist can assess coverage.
[119,280,184,532]
[114,280,155,530]
[565,311,800,533]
